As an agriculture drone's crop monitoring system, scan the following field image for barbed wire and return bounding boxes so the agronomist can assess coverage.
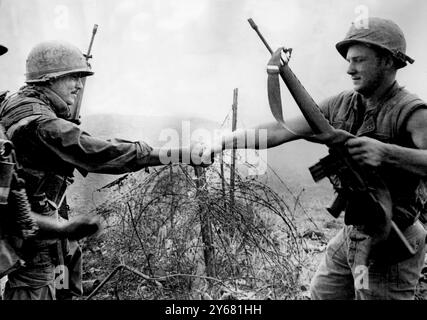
[83,163,305,299]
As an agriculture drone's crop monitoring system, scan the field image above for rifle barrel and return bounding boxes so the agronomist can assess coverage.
[71,24,98,124]
[86,24,98,61]
[248,18,273,54]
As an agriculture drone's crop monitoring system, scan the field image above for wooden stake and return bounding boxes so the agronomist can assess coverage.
[230,88,238,210]
[194,167,216,279]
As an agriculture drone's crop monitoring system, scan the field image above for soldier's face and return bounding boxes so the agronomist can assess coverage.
[346,44,387,96]
[49,74,83,105]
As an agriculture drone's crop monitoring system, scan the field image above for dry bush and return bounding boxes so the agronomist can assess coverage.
[83,163,305,300]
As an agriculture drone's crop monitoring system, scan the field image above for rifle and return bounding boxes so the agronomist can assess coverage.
[70,24,98,125]
[247,18,415,257]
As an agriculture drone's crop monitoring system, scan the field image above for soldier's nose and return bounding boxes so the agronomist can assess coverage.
[347,61,357,75]
[76,78,83,89]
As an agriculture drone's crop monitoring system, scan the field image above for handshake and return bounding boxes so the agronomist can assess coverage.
[188,140,223,167]
[158,128,268,175]
[157,139,224,168]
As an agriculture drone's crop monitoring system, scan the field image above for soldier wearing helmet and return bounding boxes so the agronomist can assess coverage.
[335,17,414,69]
[0,42,110,300]
[25,41,94,83]
[0,40,206,300]
[210,17,427,299]
[307,17,427,300]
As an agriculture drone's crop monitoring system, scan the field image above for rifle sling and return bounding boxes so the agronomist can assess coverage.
[266,51,299,136]
[266,48,335,140]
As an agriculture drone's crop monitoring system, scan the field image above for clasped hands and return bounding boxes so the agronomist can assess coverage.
[187,139,223,168]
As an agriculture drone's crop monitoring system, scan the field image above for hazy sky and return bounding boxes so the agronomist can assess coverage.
[0,0,426,127]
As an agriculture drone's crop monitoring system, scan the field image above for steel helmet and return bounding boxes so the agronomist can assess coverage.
[25,40,94,83]
[336,17,414,69]
[0,45,7,56]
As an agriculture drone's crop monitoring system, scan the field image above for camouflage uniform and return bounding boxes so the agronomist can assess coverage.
[0,42,153,300]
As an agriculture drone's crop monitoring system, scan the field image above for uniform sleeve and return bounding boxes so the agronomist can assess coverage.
[318,96,335,122]
[35,118,153,174]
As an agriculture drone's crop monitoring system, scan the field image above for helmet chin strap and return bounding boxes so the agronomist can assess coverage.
[39,86,72,120]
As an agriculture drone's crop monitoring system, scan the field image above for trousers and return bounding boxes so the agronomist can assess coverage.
[310,221,427,299]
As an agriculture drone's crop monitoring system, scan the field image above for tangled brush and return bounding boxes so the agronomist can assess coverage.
[84,161,305,300]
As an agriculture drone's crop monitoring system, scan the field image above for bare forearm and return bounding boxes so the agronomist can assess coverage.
[221,127,290,151]
[146,117,312,163]
[221,118,311,151]
[383,144,427,176]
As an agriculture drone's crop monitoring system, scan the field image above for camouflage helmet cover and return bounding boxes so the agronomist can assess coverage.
[336,17,414,69]
[25,40,94,83]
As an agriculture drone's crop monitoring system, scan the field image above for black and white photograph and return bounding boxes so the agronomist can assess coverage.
[0,0,427,310]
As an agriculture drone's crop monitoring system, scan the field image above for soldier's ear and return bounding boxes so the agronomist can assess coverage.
[384,52,398,69]
[379,54,396,70]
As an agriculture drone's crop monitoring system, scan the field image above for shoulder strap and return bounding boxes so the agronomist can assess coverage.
[1,99,56,132]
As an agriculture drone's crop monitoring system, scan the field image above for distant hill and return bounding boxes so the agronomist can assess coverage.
[68,113,331,214]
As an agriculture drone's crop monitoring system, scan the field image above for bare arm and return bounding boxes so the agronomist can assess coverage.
[144,117,313,166]
[219,115,312,152]
[383,108,427,175]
